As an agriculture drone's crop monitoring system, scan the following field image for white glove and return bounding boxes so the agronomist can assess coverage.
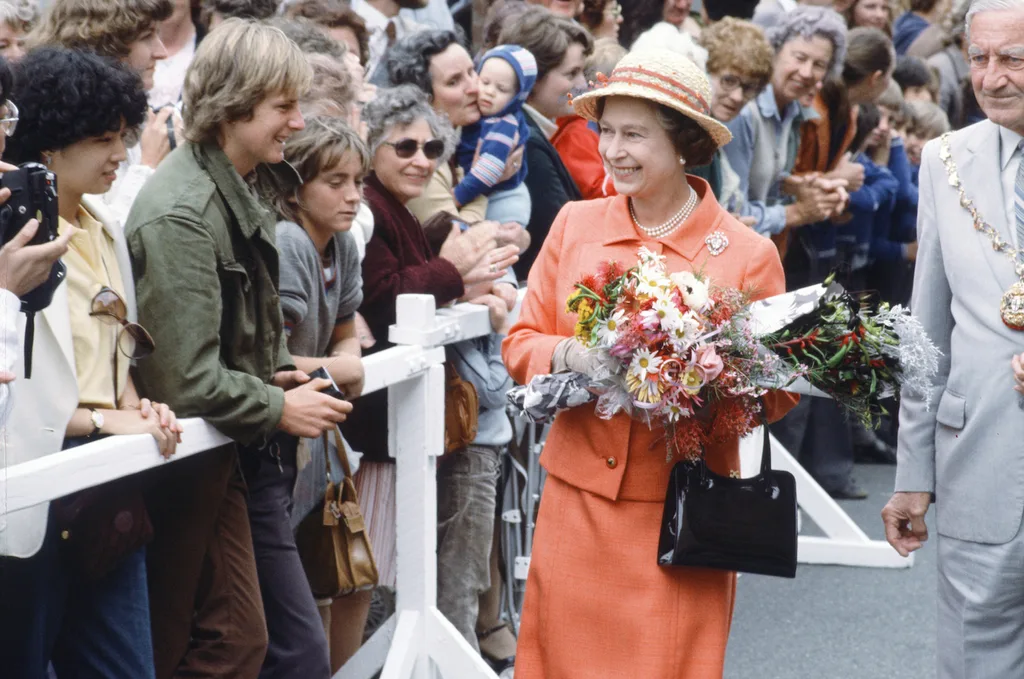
[551,338,612,379]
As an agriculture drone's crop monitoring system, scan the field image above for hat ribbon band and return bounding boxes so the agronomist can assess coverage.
[607,66,710,117]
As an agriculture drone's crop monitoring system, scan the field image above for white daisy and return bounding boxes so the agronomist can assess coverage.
[595,309,627,346]
[628,348,662,381]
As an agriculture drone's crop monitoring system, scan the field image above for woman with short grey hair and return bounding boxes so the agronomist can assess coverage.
[340,85,518,658]
[724,4,848,240]
[362,83,457,163]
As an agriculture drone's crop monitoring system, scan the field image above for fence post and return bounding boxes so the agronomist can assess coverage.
[346,294,499,679]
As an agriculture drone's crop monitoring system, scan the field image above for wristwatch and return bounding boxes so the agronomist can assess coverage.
[88,409,104,437]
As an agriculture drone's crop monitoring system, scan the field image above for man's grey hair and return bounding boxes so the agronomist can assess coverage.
[765,5,848,79]
[385,29,462,97]
[362,84,457,163]
[964,0,1024,41]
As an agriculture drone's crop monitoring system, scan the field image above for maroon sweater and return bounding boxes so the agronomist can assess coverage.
[343,173,465,462]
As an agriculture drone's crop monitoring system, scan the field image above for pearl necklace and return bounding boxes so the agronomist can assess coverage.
[629,188,698,239]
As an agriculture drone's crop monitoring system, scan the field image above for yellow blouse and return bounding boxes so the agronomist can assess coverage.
[58,207,129,408]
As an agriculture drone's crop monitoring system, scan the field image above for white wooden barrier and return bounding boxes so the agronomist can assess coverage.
[0,290,911,679]
[0,293,499,679]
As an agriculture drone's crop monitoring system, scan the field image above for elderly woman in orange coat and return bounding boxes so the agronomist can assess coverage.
[502,49,799,678]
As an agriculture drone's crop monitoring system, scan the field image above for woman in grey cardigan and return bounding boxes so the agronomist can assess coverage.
[269,116,371,673]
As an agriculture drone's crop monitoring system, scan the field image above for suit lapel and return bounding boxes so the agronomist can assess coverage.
[39,281,75,375]
[962,121,1018,293]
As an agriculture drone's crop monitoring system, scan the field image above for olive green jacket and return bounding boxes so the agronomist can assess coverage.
[125,141,293,447]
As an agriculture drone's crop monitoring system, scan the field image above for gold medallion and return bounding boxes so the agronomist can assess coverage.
[1001,282,1024,330]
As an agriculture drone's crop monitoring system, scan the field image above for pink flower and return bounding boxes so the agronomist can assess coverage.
[695,345,724,382]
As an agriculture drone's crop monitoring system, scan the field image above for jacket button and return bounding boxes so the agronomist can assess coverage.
[606,456,617,469]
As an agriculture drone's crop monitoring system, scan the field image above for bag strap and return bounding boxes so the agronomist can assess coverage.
[758,405,773,483]
[324,426,355,482]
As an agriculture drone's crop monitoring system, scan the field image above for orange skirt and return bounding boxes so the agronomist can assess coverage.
[515,474,737,678]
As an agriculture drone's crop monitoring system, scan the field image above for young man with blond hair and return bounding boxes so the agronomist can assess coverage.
[126,19,350,679]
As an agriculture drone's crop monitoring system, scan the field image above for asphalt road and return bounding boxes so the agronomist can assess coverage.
[725,463,937,679]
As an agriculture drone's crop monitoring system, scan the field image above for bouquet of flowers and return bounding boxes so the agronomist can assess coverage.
[508,247,939,460]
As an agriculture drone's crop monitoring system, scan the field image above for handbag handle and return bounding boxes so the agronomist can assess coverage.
[320,427,355,485]
[694,405,773,492]
[758,409,772,479]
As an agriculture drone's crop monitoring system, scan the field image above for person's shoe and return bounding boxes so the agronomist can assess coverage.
[828,479,869,500]
[854,438,897,465]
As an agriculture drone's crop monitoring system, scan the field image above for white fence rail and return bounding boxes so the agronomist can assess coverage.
[0,291,911,679]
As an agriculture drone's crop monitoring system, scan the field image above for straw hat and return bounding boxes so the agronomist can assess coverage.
[571,47,732,150]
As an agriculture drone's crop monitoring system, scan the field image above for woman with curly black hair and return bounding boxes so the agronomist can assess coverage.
[0,47,182,679]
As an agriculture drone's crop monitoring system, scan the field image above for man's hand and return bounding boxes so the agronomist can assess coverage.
[0,217,73,297]
[1011,352,1024,394]
[271,369,311,391]
[881,491,932,557]
[905,241,919,262]
[278,378,353,438]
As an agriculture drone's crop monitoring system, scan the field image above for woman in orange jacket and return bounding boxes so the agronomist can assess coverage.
[503,48,798,678]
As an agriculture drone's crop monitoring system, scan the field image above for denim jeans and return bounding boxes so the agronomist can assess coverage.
[0,515,155,679]
[241,434,331,679]
[436,444,503,651]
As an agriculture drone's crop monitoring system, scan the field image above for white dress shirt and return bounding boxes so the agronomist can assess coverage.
[351,0,425,84]
[1000,125,1023,249]
[400,0,455,31]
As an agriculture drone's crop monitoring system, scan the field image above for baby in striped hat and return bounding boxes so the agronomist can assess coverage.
[454,45,537,229]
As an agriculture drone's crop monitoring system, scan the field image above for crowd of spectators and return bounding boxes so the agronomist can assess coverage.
[0,0,982,676]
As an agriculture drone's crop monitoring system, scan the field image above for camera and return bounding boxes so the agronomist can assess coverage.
[308,366,347,401]
[0,162,65,377]
[0,162,64,313]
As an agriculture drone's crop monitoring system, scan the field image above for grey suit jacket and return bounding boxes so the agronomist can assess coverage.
[897,120,1024,544]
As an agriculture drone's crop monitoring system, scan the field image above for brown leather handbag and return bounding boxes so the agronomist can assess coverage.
[295,428,379,599]
[444,360,479,455]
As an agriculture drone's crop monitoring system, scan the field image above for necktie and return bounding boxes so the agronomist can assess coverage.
[1015,140,1024,251]
[385,20,397,48]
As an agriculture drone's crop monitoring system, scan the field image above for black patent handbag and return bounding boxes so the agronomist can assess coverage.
[657,418,798,578]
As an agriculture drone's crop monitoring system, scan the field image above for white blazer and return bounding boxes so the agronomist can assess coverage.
[0,195,137,558]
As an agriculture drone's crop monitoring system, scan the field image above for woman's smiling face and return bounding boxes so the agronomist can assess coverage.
[598,96,685,200]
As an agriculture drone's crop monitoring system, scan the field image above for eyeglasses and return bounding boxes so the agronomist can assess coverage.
[717,74,763,101]
[383,138,445,160]
[0,100,18,137]
[605,2,623,18]
[89,286,155,360]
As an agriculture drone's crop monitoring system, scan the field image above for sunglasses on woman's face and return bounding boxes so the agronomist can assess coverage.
[89,286,155,360]
[383,138,445,160]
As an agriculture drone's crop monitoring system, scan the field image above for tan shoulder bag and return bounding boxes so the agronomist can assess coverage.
[295,428,379,599]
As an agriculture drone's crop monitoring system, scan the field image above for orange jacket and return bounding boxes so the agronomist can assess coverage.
[503,180,799,502]
[552,115,618,201]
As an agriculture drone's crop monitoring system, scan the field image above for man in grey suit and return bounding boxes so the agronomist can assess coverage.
[882,0,1024,675]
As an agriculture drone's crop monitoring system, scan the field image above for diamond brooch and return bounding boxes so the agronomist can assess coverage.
[705,230,729,256]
